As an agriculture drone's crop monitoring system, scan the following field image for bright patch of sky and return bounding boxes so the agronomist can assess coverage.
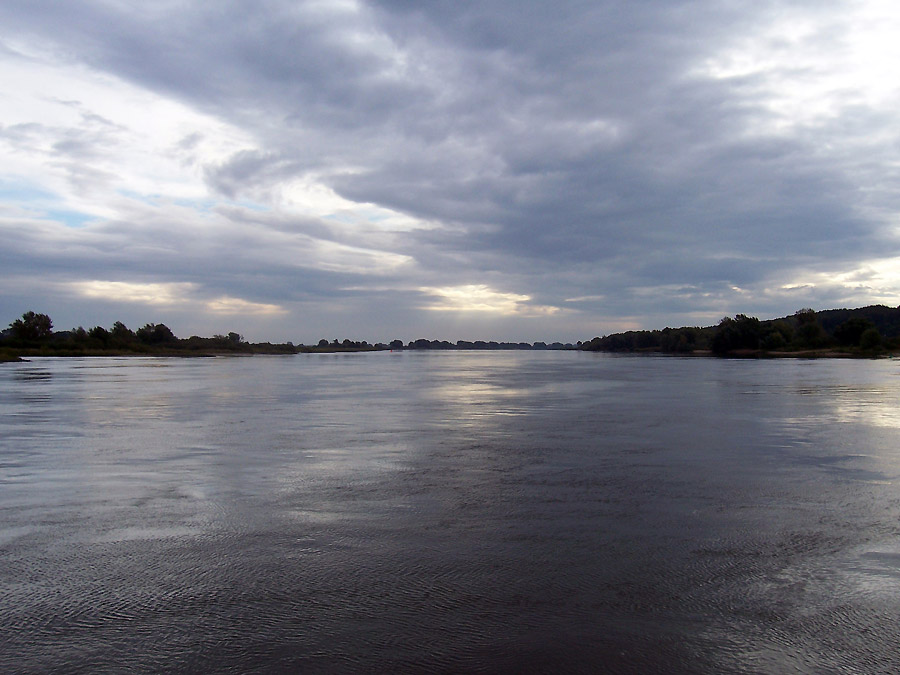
[696,1,900,133]
[422,285,561,317]
[70,280,286,318]
[0,40,395,231]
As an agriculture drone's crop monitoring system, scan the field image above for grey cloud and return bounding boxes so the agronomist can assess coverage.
[2,0,899,340]
[204,150,288,200]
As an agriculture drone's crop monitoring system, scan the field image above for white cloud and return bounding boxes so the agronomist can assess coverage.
[421,285,561,316]
[694,1,900,134]
[769,257,900,307]
[205,296,286,316]
[70,280,197,306]
[0,43,257,219]
[69,280,287,318]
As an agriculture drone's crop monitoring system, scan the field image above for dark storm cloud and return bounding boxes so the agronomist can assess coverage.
[1,0,898,340]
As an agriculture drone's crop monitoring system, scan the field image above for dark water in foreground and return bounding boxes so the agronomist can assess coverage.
[1,352,900,673]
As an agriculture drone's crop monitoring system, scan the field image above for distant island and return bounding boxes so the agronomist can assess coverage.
[3,306,898,363]
[581,306,900,357]
[0,311,577,362]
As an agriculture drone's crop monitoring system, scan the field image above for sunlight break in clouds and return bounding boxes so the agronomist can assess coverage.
[772,257,900,306]
[421,285,560,317]
[71,281,285,317]
[206,297,286,316]
[73,281,197,306]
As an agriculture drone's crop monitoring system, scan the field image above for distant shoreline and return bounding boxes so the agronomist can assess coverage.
[3,346,894,364]
[4,305,899,362]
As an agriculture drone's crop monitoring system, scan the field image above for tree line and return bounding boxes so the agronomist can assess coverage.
[1,312,296,358]
[6,306,895,362]
[581,306,899,356]
[1,311,575,360]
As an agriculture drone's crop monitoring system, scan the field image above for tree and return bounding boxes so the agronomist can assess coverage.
[136,323,177,345]
[759,321,793,351]
[860,327,882,351]
[711,314,761,354]
[760,330,785,351]
[89,326,111,346]
[111,321,135,342]
[795,308,817,323]
[9,311,53,342]
[834,318,875,347]
[794,309,828,349]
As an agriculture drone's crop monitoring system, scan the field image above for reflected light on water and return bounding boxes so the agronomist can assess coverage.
[2,354,900,673]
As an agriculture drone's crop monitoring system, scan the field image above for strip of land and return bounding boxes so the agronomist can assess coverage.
[0,312,576,361]
[3,305,898,361]
[580,306,900,357]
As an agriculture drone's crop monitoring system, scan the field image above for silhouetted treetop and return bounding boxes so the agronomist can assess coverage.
[8,311,53,342]
[136,323,177,344]
[111,322,135,342]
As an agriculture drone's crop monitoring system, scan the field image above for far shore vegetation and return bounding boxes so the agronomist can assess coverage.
[2,305,899,363]
[0,311,576,362]
[581,305,900,357]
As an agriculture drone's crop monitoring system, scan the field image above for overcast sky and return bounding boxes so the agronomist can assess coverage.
[2,0,900,343]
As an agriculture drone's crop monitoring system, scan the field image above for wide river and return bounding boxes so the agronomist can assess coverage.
[1,352,899,673]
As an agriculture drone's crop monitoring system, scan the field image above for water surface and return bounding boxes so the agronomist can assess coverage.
[2,353,899,673]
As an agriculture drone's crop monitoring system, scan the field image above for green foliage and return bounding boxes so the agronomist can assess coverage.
[815,305,900,339]
[758,320,794,351]
[794,308,817,324]
[859,327,882,351]
[88,326,111,346]
[793,315,829,349]
[136,323,177,345]
[760,330,786,351]
[583,305,900,356]
[660,326,705,353]
[2,311,298,356]
[581,326,710,353]
[0,348,23,362]
[111,322,135,343]
[8,311,53,342]
[834,317,876,347]
[711,314,761,354]
[768,320,794,345]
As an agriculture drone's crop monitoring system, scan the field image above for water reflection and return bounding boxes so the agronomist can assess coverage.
[2,354,900,673]
[826,385,900,428]
[13,369,53,381]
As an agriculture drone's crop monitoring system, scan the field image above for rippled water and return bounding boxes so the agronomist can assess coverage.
[2,352,900,673]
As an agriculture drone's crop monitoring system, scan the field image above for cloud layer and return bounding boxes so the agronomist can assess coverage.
[2,0,899,342]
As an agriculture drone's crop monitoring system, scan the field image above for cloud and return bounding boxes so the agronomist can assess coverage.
[420,284,561,316]
[2,0,900,342]
[69,280,286,316]
[72,280,197,306]
[205,296,287,316]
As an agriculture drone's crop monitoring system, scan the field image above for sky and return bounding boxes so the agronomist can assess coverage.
[2,0,900,344]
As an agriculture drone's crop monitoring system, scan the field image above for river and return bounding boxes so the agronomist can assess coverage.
[1,352,899,673]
